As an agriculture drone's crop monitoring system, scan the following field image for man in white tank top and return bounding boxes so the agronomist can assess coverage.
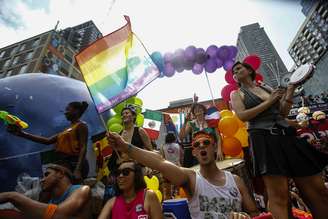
[107,130,260,219]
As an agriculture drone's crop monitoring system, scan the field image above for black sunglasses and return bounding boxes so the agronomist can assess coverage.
[114,168,135,177]
[192,139,211,148]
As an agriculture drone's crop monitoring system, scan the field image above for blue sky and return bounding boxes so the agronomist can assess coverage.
[0,0,305,109]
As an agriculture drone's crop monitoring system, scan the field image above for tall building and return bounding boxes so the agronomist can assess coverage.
[288,1,328,95]
[301,0,317,16]
[60,21,102,52]
[0,30,83,80]
[236,23,288,88]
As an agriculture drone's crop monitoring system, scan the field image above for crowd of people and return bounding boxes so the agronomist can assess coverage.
[1,61,328,219]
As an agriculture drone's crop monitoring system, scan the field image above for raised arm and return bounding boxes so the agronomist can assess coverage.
[279,84,296,117]
[107,132,192,187]
[145,190,163,219]
[233,175,260,217]
[230,89,284,122]
[138,127,153,150]
[7,124,57,145]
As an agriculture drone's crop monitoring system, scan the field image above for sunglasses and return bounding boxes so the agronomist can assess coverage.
[192,139,212,149]
[114,168,135,177]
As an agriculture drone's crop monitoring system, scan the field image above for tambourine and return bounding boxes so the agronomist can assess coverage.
[289,64,315,85]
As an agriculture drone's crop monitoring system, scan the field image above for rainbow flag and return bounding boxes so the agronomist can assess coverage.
[75,16,159,113]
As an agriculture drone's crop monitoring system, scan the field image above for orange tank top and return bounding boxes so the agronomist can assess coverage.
[55,122,82,156]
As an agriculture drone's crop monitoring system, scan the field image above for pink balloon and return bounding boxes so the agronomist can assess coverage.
[221,84,237,102]
[224,70,236,84]
[244,55,261,70]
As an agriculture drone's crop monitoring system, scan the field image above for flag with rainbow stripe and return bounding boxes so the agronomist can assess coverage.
[75,16,159,113]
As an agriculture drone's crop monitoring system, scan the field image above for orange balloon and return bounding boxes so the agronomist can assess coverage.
[218,116,239,137]
[222,137,242,156]
[179,187,187,198]
[234,128,249,147]
[220,110,233,118]
[233,113,246,128]
[236,150,244,158]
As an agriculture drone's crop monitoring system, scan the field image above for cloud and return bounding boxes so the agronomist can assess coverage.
[0,0,25,29]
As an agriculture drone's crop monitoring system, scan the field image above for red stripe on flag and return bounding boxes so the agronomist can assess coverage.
[144,128,159,140]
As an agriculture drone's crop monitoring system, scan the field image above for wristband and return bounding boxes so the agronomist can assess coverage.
[43,204,57,219]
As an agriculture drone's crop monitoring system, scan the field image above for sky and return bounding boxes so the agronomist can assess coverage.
[0,0,305,110]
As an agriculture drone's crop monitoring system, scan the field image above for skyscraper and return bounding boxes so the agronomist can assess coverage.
[301,0,317,16]
[288,1,328,96]
[60,21,102,52]
[0,30,83,80]
[236,23,288,88]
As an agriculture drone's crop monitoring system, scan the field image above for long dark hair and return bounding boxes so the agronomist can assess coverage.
[113,161,146,195]
[68,101,89,117]
[232,61,256,83]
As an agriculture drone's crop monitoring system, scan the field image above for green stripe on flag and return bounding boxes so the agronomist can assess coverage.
[144,110,162,121]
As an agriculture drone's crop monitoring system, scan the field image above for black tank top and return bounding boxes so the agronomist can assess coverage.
[240,85,288,130]
[108,127,144,170]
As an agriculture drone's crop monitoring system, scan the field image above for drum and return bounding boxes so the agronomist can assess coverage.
[289,64,315,86]
[190,159,253,193]
[162,198,192,219]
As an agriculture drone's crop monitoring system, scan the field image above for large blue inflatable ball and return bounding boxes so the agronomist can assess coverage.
[0,73,105,192]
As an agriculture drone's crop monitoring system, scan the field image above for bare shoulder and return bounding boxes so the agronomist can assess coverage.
[232,174,247,190]
[74,185,91,200]
[231,89,244,100]
[145,189,158,201]
[76,121,88,130]
[138,127,147,135]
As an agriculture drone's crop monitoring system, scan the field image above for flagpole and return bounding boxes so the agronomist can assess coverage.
[204,71,216,106]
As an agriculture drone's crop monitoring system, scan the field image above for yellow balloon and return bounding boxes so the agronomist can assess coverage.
[232,113,246,128]
[109,123,123,133]
[220,110,233,118]
[234,128,249,147]
[218,116,239,137]
[154,190,163,202]
[136,114,144,127]
[222,137,242,156]
[144,175,159,190]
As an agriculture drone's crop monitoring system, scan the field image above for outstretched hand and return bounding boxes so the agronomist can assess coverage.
[106,131,129,153]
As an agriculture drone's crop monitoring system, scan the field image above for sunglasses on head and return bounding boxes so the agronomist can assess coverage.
[192,139,212,149]
[114,168,135,177]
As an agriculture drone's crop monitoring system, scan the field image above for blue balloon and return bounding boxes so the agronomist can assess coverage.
[150,51,164,73]
[164,63,175,77]
[217,46,231,61]
[206,45,219,58]
[0,74,104,192]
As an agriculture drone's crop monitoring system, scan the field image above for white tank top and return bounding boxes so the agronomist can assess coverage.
[162,143,181,165]
[188,170,242,219]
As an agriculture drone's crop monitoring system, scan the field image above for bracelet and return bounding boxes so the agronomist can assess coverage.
[43,204,57,219]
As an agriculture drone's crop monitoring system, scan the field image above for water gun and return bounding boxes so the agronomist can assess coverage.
[0,111,29,129]
[92,131,113,181]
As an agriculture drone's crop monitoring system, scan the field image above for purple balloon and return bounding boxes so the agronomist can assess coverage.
[216,58,223,68]
[206,45,219,58]
[185,46,197,62]
[228,46,238,59]
[217,46,231,61]
[164,63,175,77]
[172,49,185,69]
[223,60,234,71]
[195,48,207,64]
[183,59,194,70]
[205,58,218,73]
[164,52,174,63]
[192,63,204,75]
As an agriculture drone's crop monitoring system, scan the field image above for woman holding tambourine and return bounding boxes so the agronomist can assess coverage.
[230,62,328,219]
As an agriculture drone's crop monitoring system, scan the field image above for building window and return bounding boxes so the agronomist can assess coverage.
[19,64,28,74]
[19,44,26,52]
[10,47,18,56]
[0,50,5,59]
[25,51,34,60]
[12,56,20,66]
[6,69,13,76]
[3,59,11,68]
[32,38,40,47]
